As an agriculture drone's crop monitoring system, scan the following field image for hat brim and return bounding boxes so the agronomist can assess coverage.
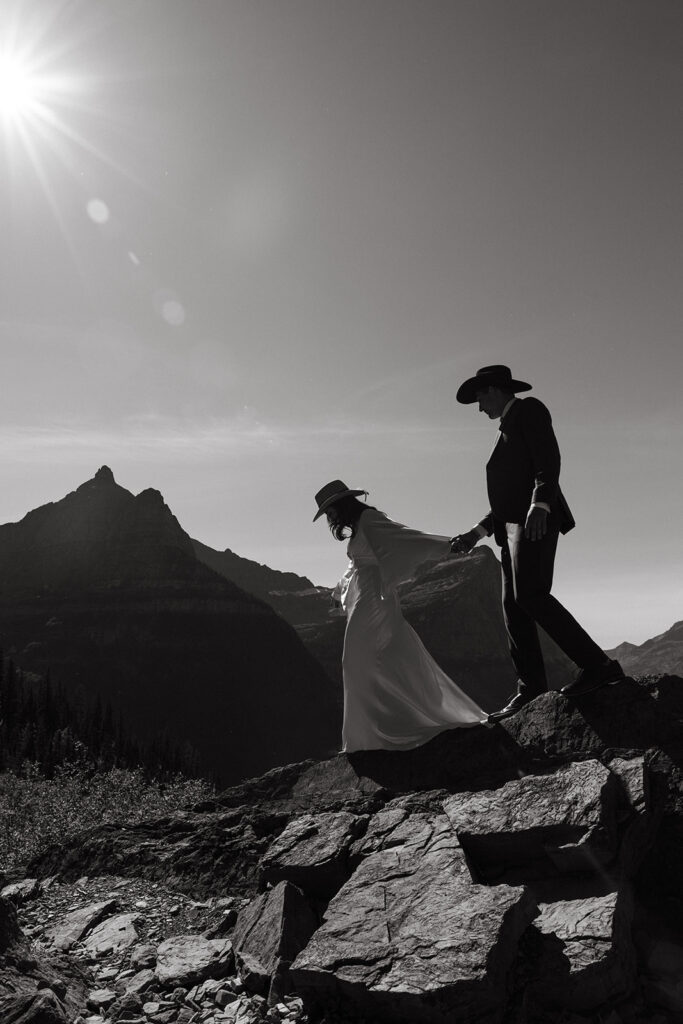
[456,377,532,404]
[313,488,366,521]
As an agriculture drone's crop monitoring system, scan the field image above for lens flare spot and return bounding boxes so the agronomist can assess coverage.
[162,299,185,327]
[86,198,110,224]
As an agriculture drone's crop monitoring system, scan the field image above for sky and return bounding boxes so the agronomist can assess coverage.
[0,0,681,648]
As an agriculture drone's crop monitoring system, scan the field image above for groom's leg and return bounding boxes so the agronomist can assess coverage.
[512,528,605,670]
[500,537,548,697]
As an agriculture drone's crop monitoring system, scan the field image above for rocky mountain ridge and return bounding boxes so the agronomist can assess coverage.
[0,468,338,785]
[2,673,681,1023]
[608,620,683,678]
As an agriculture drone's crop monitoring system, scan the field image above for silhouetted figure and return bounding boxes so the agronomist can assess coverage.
[314,480,488,750]
[451,365,623,721]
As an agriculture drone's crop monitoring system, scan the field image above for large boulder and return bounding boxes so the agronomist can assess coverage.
[501,682,680,765]
[443,760,620,882]
[1,880,41,906]
[232,882,319,1001]
[154,934,234,988]
[259,812,369,899]
[81,913,139,956]
[529,889,635,1011]
[291,813,538,1023]
[0,990,68,1024]
[43,899,118,951]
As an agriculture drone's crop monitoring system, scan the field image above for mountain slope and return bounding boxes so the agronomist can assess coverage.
[608,620,683,677]
[192,538,332,625]
[0,468,339,784]
[197,536,575,713]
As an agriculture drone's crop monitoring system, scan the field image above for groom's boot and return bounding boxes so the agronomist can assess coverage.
[560,658,624,697]
[488,687,538,722]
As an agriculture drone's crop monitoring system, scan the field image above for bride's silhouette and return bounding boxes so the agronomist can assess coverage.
[314,480,487,752]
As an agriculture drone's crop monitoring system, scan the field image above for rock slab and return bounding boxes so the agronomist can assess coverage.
[291,812,538,1023]
[530,889,635,1011]
[81,912,139,956]
[443,759,619,882]
[232,881,319,1000]
[43,899,118,952]
[154,934,234,987]
[259,811,368,899]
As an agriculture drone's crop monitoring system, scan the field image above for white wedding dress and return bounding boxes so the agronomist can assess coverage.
[332,508,487,752]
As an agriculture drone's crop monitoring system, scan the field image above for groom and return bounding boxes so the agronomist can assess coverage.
[451,365,623,722]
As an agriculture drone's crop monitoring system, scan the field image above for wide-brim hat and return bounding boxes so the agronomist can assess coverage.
[456,364,532,404]
[313,479,366,521]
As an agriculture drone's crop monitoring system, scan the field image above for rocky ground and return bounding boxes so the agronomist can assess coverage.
[2,674,683,1024]
[1,873,306,1024]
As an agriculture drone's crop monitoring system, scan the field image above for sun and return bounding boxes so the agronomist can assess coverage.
[0,54,43,123]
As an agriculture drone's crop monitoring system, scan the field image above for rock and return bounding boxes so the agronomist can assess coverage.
[105,991,143,1021]
[529,889,635,1010]
[608,755,648,813]
[216,987,239,1006]
[43,900,118,951]
[86,989,117,1012]
[443,760,619,882]
[81,913,139,956]
[123,968,156,994]
[147,1012,175,1024]
[204,907,238,937]
[130,943,157,970]
[232,882,319,1000]
[0,989,68,1023]
[154,934,234,987]
[0,894,22,951]
[638,932,683,1016]
[29,808,291,901]
[37,979,67,1002]
[259,812,368,899]
[1,880,41,904]
[501,682,680,764]
[291,813,538,1023]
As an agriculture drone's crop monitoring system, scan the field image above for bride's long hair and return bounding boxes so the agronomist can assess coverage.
[327,495,374,541]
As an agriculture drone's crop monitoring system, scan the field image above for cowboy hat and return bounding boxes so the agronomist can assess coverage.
[313,479,366,521]
[456,364,532,405]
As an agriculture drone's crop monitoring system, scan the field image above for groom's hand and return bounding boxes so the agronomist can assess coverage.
[524,506,548,541]
[450,530,479,554]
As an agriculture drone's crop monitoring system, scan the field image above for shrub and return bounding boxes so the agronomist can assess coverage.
[0,762,215,873]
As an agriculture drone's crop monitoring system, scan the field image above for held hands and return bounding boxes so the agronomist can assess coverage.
[524,506,548,541]
[450,530,479,555]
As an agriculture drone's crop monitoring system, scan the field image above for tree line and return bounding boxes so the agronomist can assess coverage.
[0,651,207,781]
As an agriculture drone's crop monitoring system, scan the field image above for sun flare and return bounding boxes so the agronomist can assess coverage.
[0,55,42,122]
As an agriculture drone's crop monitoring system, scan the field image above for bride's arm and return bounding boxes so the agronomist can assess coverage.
[360,510,451,586]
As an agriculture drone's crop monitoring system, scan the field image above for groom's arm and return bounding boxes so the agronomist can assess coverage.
[519,398,561,508]
[450,512,492,553]
[518,398,561,539]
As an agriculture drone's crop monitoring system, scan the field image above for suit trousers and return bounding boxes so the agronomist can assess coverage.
[499,524,605,697]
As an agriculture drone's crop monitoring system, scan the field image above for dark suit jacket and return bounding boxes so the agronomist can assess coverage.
[478,397,575,541]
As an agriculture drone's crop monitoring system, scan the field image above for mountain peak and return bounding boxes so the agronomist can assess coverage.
[95,465,115,484]
[77,466,118,495]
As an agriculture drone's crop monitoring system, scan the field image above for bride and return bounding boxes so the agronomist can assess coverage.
[313,479,488,752]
